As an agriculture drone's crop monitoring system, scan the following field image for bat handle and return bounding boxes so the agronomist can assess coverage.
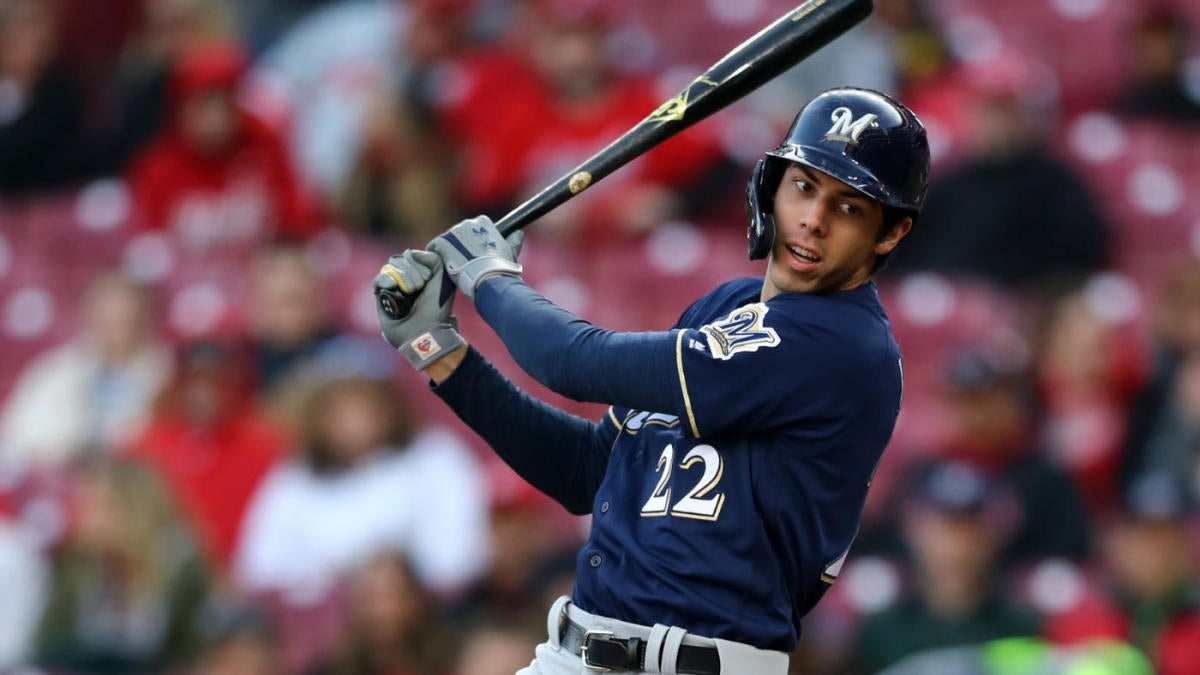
[375,265,456,321]
[375,286,414,321]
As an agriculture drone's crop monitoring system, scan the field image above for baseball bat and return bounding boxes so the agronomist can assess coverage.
[378,0,873,320]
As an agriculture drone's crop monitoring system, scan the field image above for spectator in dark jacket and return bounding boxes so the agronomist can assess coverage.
[0,0,85,195]
[886,58,1110,289]
[1113,7,1200,124]
[1045,472,1200,675]
[849,461,1040,674]
[937,347,1093,564]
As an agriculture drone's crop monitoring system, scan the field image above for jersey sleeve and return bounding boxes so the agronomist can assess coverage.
[671,300,847,438]
[432,346,617,515]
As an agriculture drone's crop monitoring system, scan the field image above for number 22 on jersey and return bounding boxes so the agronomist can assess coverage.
[640,444,726,521]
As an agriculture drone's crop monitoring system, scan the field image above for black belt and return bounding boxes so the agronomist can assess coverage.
[559,615,722,674]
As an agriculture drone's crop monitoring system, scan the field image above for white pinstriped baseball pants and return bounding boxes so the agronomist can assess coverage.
[517,596,790,675]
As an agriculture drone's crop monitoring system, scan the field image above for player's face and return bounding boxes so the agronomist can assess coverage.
[763,164,911,299]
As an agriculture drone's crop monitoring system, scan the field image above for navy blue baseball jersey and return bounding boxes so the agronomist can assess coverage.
[434,275,903,652]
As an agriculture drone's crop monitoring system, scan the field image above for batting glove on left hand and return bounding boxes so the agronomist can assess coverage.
[427,215,525,299]
[373,249,465,370]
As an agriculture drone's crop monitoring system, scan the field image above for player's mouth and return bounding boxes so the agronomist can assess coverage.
[785,243,821,270]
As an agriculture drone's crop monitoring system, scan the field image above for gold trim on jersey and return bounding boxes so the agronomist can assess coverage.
[606,406,622,429]
[675,330,701,437]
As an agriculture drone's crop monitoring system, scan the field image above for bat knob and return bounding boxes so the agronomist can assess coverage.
[376,288,414,321]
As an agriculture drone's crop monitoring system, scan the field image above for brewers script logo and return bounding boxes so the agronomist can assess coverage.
[824,107,878,144]
[699,304,780,360]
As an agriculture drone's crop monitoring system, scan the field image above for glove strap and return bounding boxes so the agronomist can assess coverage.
[451,258,524,298]
[397,323,466,370]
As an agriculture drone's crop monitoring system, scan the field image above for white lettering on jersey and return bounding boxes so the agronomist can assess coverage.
[624,411,680,434]
[824,107,878,145]
[699,304,780,360]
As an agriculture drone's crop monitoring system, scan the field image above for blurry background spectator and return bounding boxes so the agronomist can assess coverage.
[848,461,1039,674]
[234,375,489,599]
[1122,260,1200,504]
[308,549,454,675]
[244,0,410,209]
[34,459,209,674]
[432,0,730,242]
[130,340,287,569]
[1114,7,1200,124]
[1045,472,1200,675]
[0,271,170,468]
[886,57,1111,290]
[100,0,237,173]
[127,42,321,255]
[868,347,1093,565]
[0,0,85,195]
[240,245,341,395]
[1034,284,1146,513]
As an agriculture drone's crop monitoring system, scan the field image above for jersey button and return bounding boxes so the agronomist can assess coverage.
[589,555,602,568]
[600,501,610,513]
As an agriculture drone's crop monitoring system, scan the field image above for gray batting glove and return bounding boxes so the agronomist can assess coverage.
[373,249,466,370]
[427,215,525,299]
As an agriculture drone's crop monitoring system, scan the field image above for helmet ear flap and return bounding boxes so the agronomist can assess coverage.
[746,158,780,260]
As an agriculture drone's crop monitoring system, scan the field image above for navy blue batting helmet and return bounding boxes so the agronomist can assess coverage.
[747,87,931,260]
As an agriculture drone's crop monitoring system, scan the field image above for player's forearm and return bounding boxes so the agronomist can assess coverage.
[431,346,611,515]
[474,277,682,414]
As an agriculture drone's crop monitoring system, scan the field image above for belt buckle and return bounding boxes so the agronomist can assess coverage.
[580,629,616,672]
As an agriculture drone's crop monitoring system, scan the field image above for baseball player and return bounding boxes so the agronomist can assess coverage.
[373,87,930,674]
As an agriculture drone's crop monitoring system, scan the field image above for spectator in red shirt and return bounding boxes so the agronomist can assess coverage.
[129,340,287,569]
[433,0,729,242]
[127,41,321,256]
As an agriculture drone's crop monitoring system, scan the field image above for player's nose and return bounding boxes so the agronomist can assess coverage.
[797,199,830,236]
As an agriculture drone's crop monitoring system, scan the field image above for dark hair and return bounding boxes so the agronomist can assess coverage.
[872,205,917,275]
[300,376,415,474]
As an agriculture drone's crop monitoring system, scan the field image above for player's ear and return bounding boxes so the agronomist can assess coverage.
[874,216,913,256]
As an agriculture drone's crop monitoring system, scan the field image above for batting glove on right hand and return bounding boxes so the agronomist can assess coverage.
[373,249,465,370]
[427,215,525,299]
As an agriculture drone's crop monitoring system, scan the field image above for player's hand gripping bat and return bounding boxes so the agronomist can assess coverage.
[377,0,874,320]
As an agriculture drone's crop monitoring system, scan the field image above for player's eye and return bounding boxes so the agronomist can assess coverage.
[839,202,861,216]
[793,179,812,193]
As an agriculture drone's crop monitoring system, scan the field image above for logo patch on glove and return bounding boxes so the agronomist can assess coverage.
[471,226,498,250]
[411,332,442,360]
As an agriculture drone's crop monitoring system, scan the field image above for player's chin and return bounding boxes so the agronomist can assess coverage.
[768,260,822,295]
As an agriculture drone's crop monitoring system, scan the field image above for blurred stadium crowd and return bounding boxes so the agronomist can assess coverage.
[0,0,1198,673]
